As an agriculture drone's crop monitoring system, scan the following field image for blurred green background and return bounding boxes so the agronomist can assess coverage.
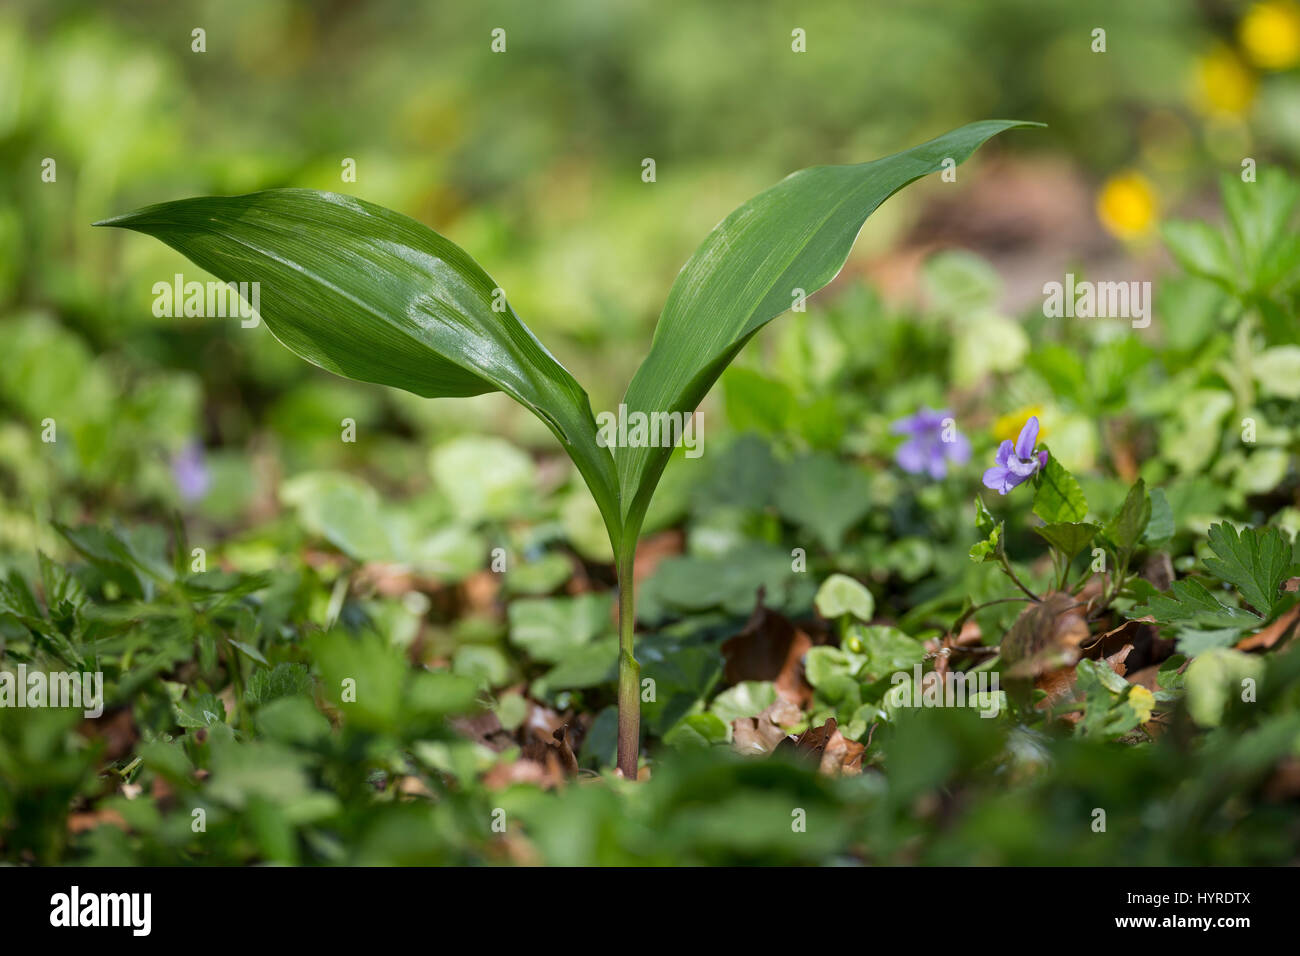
[4,1,1300,868]
[3,0,1299,550]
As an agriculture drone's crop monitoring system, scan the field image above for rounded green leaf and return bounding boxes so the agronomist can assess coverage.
[814,573,876,623]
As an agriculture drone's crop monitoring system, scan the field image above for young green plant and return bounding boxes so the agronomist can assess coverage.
[97,120,1037,778]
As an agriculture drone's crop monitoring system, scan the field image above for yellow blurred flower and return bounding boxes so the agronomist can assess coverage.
[1096,172,1158,240]
[1240,1,1300,70]
[993,406,1046,444]
[1193,47,1257,115]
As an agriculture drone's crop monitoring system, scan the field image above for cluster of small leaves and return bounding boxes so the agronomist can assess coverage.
[1133,523,1300,653]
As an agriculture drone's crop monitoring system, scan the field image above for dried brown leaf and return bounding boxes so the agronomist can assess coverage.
[731,698,803,756]
[721,589,814,707]
[1004,592,1091,679]
[1237,604,1300,651]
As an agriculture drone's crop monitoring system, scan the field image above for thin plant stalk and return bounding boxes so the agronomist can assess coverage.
[615,546,640,778]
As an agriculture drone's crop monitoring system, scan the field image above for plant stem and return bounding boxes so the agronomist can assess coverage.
[615,546,640,779]
[225,636,248,732]
[1092,556,1134,620]
[950,596,1033,639]
[998,552,1041,603]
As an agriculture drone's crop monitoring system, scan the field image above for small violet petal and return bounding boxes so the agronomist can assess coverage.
[1014,415,1040,460]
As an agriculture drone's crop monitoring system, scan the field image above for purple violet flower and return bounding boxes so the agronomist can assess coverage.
[172,441,211,502]
[890,407,970,479]
[982,415,1048,494]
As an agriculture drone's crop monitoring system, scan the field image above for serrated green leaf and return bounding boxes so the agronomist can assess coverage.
[174,691,227,729]
[1175,627,1246,656]
[1202,522,1295,619]
[245,662,313,705]
[854,624,926,679]
[1133,576,1259,629]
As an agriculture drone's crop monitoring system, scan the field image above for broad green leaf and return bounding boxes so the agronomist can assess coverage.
[1033,521,1099,562]
[1104,478,1151,554]
[774,452,872,551]
[530,638,619,697]
[95,189,621,550]
[1033,455,1088,524]
[309,629,479,732]
[721,366,796,434]
[255,696,332,746]
[952,313,1029,387]
[507,593,614,663]
[689,433,779,513]
[452,644,511,687]
[1221,169,1300,291]
[921,249,1002,316]
[494,691,530,731]
[637,542,805,621]
[429,435,537,524]
[615,120,1039,539]
[814,573,875,623]
[503,552,573,596]
[812,674,862,717]
[1255,346,1300,399]
[709,681,778,725]
[1026,345,1090,406]
[578,706,618,766]
[280,470,484,578]
[1162,388,1233,474]
[279,471,390,561]
[1144,487,1174,544]
[1161,220,1234,287]
[855,624,926,678]
[804,646,866,687]
[1233,448,1289,496]
[1184,648,1263,728]
[663,712,730,749]
[635,633,725,733]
